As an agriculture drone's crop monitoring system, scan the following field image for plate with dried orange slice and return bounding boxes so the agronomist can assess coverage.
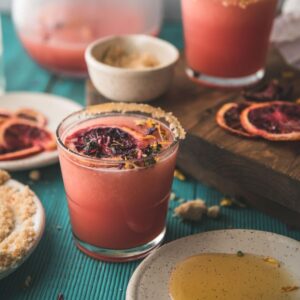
[0,92,83,171]
[127,229,300,300]
[0,170,45,279]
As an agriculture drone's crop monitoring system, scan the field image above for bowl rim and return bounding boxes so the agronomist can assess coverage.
[85,34,180,74]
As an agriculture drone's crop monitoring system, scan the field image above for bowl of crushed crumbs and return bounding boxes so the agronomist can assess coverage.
[0,170,45,279]
[85,35,179,102]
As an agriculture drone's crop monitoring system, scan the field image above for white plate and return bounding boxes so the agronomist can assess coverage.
[0,179,45,280]
[0,92,83,171]
[126,229,300,300]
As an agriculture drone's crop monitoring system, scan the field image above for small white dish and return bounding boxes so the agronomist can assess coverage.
[0,178,45,280]
[85,35,179,102]
[0,92,83,171]
[126,229,300,300]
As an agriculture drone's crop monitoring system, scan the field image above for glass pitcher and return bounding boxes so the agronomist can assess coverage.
[12,0,163,77]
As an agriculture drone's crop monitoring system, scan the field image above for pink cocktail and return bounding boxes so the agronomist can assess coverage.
[14,2,161,77]
[56,103,185,261]
[181,0,277,88]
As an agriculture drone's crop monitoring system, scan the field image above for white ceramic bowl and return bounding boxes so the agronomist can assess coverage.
[126,229,300,299]
[85,35,179,102]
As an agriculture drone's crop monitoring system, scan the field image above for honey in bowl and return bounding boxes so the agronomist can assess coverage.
[169,253,299,300]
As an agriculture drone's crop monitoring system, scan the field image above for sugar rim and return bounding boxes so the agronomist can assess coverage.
[85,103,186,140]
[56,103,185,167]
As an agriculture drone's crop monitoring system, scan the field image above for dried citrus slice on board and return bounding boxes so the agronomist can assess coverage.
[0,119,56,152]
[243,80,293,102]
[14,108,48,127]
[216,102,254,137]
[240,101,300,141]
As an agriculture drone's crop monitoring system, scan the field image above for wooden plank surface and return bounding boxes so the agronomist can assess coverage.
[87,48,300,228]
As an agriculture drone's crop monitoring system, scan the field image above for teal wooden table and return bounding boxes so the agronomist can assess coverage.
[0,14,299,300]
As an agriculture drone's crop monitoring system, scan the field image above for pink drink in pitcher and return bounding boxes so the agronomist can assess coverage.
[13,1,162,77]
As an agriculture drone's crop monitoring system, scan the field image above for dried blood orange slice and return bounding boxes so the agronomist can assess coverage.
[15,108,47,126]
[0,119,56,151]
[243,80,293,102]
[240,101,300,141]
[216,102,254,137]
[0,109,12,124]
[0,146,42,161]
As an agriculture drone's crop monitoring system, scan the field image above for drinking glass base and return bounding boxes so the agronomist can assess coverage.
[73,228,166,262]
[186,67,265,88]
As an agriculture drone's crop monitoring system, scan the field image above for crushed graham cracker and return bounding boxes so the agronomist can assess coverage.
[101,44,160,69]
[0,170,10,185]
[29,170,41,181]
[207,205,221,219]
[0,171,40,273]
[174,199,207,222]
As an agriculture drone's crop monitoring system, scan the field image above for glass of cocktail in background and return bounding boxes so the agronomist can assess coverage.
[56,103,185,262]
[181,0,278,88]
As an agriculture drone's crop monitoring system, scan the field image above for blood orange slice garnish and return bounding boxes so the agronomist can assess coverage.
[66,126,138,159]
[14,108,48,127]
[0,119,56,151]
[216,102,254,137]
[64,119,172,169]
[240,101,300,141]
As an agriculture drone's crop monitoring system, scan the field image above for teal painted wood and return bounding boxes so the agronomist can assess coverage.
[0,14,299,300]
[2,14,51,93]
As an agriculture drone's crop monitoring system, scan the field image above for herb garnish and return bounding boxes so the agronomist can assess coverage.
[71,120,169,169]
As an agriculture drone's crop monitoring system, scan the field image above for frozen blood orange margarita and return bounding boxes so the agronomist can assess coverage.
[56,103,185,261]
[181,0,277,88]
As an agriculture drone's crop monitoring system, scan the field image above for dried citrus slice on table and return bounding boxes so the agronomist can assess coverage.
[240,101,300,141]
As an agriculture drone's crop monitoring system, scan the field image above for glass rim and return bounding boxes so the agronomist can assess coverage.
[56,108,180,167]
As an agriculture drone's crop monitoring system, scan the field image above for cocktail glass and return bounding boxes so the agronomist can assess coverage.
[181,0,278,88]
[56,104,184,262]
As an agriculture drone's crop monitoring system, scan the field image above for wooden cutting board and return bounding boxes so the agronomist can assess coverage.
[86,48,300,229]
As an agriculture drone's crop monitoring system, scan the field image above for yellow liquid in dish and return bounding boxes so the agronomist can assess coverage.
[169,253,299,300]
